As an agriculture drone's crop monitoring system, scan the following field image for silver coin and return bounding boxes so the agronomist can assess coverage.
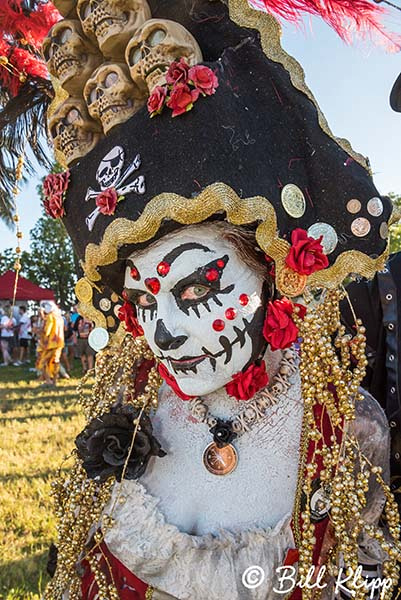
[380,222,389,239]
[346,199,361,214]
[351,217,371,237]
[367,197,383,217]
[99,297,112,312]
[307,222,338,254]
[88,327,109,351]
[114,303,122,317]
[281,184,306,218]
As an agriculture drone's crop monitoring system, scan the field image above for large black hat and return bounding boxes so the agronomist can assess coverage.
[52,0,392,323]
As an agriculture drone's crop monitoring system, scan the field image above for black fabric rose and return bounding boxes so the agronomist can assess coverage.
[209,419,237,449]
[75,404,166,482]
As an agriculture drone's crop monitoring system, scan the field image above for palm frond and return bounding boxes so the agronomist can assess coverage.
[0,77,54,224]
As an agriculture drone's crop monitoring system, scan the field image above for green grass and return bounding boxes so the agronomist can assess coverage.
[0,359,87,600]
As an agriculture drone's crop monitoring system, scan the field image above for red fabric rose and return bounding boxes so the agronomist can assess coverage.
[157,363,194,401]
[44,195,65,218]
[117,302,144,337]
[188,65,219,96]
[166,83,199,117]
[285,228,329,276]
[96,187,118,215]
[166,58,190,85]
[147,85,168,116]
[42,170,70,218]
[262,298,306,351]
[43,171,70,198]
[225,361,269,401]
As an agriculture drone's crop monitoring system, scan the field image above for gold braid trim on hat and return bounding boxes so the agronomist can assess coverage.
[82,182,388,296]
[228,0,371,174]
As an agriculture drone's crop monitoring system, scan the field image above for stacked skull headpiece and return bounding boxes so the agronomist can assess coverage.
[45,0,203,165]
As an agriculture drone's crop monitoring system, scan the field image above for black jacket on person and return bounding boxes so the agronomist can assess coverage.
[341,252,401,501]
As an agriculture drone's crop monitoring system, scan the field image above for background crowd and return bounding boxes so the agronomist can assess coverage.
[0,301,95,384]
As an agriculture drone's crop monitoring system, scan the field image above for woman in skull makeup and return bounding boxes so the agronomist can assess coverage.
[40,0,401,598]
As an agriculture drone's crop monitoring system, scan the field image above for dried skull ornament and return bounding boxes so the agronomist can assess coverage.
[125,19,203,93]
[77,0,151,59]
[84,62,146,133]
[48,96,103,166]
[42,19,103,95]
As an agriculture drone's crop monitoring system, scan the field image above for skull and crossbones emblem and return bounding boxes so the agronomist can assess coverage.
[85,145,145,231]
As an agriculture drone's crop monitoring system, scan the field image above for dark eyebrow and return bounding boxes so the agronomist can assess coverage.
[162,243,212,265]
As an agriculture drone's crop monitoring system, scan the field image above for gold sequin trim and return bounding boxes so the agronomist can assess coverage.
[82,183,388,296]
[46,76,69,169]
[145,586,154,599]
[228,0,370,172]
[83,183,278,281]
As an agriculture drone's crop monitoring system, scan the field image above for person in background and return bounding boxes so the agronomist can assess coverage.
[36,301,65,385]
[14,305,31,366]
[0,305,16,366]
[73,314,95,374]
[61,311,75,375]
[341,252,401,512]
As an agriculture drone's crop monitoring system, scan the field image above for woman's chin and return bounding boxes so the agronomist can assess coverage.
[176,373,230,397]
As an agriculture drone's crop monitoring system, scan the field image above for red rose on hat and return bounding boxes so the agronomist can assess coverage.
[117,301,144,337]
[96,188,119,216]
[166,83,199,117]
[147,85,168,117]
[166,58,190,85]
[285,228,329,276]
[188,65,219,96]
[263,298,306,351]
[225,361,269,401]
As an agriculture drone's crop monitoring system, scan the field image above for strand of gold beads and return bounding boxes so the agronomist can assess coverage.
[293,288,401,600]
[45,333,161,600]
[10,154,25,308]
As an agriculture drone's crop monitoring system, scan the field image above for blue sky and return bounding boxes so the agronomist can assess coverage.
[1,14,400,252]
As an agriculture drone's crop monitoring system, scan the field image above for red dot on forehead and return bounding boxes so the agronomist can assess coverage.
[206,268,219,282]
[130,266,140,280]
[216,259,225,268]
[225,308,237,320]
[157,261,170,277]
[145,277,160,295]
[239,294,249,306]
[212,319,225,332]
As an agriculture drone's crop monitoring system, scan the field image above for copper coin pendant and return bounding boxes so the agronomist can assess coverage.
[203,442,238,476]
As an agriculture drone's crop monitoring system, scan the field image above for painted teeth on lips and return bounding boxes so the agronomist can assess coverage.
[169,355,207,366]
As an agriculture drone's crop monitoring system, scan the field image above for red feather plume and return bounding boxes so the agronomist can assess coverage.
[249,0,401,51]
[0,0,60,98]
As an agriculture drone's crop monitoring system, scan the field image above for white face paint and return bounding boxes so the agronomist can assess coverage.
[124,225,267,396]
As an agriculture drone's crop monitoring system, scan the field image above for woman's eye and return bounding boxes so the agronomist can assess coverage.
[136,293,156,307]
[181,285,210,301]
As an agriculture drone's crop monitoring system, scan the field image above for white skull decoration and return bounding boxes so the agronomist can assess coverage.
[125,19,203,93]
[43,20,103,95]
[49,97,103,166]
[96,146,124,189]
[84,63,146,134]
[52,0,77,17]
[77,0,151,59]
